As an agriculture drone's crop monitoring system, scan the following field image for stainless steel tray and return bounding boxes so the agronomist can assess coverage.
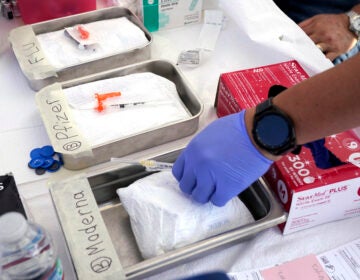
[36,59,203,170]
[50,149,287,279]
[9,7,152,91]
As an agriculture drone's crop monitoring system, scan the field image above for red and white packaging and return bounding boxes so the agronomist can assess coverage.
[264,131,360,235]
[215,60,360,234]
[215,60,309,117]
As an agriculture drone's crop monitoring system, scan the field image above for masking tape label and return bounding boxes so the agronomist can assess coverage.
[9,25,57,80]
[50,176,125,279]
[35,83,92,156]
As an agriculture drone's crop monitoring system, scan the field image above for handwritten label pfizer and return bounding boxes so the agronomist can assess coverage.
[35,83,91,155]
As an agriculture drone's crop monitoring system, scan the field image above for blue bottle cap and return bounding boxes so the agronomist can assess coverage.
[55,153,64,165]
[47,160,61,172]
[41,157,54,169]
[40,145,55,158]
[35,167,46,175]
[30,148,42,159]
[28,158,45,169]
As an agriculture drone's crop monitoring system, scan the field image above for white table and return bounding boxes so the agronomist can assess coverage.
[1,1,359,279]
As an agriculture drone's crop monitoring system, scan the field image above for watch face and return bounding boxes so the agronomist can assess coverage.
[353,17,360,30]
[253,97,297,156]
[254,113,291,150]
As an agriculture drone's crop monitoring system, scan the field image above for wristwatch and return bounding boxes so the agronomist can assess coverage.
[346,10,360,37]
[252,97,298,156]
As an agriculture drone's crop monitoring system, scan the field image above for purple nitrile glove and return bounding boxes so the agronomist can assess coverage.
[172,110,273,207]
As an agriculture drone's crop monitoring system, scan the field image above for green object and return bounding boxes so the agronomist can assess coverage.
[142,0,159,32]
[159,12,169,29]
[189,0,199,11]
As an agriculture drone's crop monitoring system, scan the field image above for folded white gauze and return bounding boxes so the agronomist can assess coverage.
[36,17,149,69]
[63,72,190,146]
[117,170,255,259]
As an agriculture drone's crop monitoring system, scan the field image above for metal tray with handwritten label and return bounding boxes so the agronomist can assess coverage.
[36,59,203,170]
[50,148,287,280]
[9,7,152,91]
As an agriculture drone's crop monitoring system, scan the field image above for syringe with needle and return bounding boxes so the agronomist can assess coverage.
[111,158,174,172]
[109,101,146,109]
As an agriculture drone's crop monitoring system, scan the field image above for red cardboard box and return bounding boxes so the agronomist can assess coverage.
[215,60,360,234]
[215,60,308,117]
[264,131,360,234]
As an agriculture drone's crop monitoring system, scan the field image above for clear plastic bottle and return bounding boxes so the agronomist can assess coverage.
[0,212,64,280]
[0,244,3,278]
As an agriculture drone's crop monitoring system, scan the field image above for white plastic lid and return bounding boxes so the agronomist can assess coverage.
[0,212,28,243]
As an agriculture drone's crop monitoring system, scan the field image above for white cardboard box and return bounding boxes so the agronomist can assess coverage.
[142,0,203,32]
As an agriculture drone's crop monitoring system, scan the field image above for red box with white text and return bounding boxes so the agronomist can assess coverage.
[264,131,360,234]
[215,60,308,117]
[215,60,360,234]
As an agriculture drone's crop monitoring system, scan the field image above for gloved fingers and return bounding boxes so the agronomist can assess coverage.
[191,168,215,204]
[178,166,196,195]
[209,177,243,207]
[172,152,185,181]
[210,191,234,207]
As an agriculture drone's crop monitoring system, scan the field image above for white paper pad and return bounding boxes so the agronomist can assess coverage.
[63,72,191,146]
[36,17,149,69]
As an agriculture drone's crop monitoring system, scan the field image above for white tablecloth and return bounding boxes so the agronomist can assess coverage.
[1,0,359,279]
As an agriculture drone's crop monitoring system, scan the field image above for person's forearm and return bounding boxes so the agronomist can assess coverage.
[245,54,360,161]
[350,4,360,14]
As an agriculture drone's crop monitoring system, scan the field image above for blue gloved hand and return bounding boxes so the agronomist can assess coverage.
[172,110,273,207]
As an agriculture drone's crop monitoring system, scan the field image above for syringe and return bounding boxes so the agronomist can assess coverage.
[109,101,146,109]
[110,158,173,172]
[70,100,172,112]
[108,100,172,110]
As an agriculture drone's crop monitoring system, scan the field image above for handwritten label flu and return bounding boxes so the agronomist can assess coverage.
[22,41,45,65]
